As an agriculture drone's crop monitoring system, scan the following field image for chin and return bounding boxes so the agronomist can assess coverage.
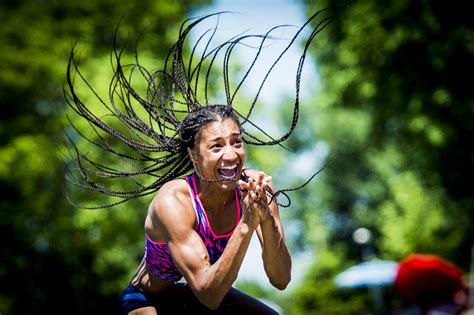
[218,178,237,191]
[214,167,242,190]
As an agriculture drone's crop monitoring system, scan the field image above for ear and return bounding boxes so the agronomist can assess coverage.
[187,147,200,165]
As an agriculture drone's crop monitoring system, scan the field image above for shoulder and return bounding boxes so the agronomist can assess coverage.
[155,178,190,203]
[148,178,195,234]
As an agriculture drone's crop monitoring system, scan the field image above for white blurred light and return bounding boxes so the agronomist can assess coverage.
[353,227,372,245]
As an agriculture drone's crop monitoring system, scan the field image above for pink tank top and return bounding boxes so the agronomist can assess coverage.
[145,174,242,282]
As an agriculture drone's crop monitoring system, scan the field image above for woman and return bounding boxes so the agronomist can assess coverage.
[64,10,331,315]
[120,105,290,314]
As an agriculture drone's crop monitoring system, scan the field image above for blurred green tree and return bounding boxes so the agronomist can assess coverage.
[0,1,209,314]
[275,1,474,313]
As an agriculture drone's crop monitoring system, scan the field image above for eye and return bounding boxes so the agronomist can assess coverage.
[233,138,243,146]
[209,143,222,150]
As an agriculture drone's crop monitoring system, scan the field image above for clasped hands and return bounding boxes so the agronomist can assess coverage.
[238,172,272,225]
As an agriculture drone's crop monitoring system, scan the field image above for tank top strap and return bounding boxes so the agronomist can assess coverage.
[185,174,209,235]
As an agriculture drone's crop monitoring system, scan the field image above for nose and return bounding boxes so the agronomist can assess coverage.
[222,145,238,161]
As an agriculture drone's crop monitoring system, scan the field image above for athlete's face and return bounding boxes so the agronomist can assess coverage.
[193,118,245,190]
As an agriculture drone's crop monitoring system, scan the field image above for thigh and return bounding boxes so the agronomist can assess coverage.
[123,283,278,315]
[157,285,279,314]
[128,306,157,315]
[217,288,279,315]
[120,284,157,315]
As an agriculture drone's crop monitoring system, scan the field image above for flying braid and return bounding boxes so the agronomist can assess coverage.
[64,11,334,209]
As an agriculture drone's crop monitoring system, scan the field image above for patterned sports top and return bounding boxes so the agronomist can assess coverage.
[145,173,242,283]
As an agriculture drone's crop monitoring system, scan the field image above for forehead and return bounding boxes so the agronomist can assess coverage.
[198,118,241,142]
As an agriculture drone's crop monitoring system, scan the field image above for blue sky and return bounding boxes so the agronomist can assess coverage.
[190,0,318,107]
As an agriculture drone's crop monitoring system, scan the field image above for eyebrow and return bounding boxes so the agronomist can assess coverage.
[207,132,242,143]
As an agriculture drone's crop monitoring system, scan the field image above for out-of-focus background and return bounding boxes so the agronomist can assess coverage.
[1,0,473,314]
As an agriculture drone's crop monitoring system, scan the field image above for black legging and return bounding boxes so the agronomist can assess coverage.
[121,283,279,314]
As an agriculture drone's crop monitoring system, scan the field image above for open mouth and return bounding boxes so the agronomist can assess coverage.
[217,164,238,181]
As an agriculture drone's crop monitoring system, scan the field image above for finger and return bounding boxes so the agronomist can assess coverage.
[248,177,255,191]
[250,190,259,201]
[238,180,249,190]
[242,193,252,213]
[262,175,272,185]
[261,176,271,189]
[255,184,265,197]
[258,172,265,184]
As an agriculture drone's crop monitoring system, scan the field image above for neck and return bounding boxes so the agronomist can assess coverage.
[195,177,234,215]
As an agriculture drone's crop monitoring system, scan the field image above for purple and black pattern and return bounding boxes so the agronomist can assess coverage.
[144,174,242,282]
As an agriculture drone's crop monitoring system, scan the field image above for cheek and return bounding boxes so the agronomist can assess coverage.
[192,149,207,169]
[239,147,246,161]
[197,152,218,169]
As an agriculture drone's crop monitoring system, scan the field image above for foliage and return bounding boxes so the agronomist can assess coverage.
[0,0,210,314]
[278,0,474,313]
[2,0,473,314]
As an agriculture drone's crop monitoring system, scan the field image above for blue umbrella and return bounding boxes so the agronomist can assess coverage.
[335,259,398,288]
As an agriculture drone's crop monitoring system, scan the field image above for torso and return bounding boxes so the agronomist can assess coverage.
[133,174,241,294]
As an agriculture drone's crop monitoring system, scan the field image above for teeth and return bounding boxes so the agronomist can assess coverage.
[218,164,238,180]
[220,164,237,170]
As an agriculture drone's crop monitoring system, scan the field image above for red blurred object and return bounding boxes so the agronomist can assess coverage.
[394,254,465,308]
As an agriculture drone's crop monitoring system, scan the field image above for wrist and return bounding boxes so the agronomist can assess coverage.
[239,219,256,235]
[259,210,274,227]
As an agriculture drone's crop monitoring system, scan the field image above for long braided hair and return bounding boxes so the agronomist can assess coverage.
[64,10,334,209]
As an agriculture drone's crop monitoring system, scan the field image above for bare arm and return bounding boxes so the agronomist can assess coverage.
[240,171,292,290]
[151,182,260,310]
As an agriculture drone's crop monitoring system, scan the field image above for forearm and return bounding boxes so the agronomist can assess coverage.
[239,172,292,289]
[259,214,292,290]
[192,221,254,309]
